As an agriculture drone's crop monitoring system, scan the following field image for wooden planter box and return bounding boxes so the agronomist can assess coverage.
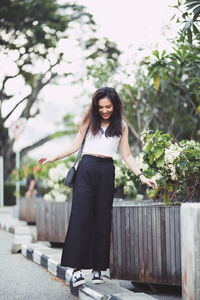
[19,197,37,224]
[110,204,181,286]
[36,199,72,243]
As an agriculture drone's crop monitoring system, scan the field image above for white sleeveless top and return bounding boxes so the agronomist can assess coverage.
[82,121,125,158]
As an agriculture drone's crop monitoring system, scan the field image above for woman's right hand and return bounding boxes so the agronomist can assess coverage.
[37,157,55,165]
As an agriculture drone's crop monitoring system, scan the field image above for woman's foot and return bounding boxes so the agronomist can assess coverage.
[91,270,104,284]
[71,269,86,287]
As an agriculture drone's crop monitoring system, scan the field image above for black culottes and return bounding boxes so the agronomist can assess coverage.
[60,154,115,270]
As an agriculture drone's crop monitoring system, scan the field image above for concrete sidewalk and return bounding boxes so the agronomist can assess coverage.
[0,206,156,300]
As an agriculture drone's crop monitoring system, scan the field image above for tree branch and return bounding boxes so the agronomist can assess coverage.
[19,54,64,119]
[3,94,31,122]
[1,73,20,101]
[20,130,69,158]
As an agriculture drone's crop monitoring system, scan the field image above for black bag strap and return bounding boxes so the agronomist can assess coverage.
[73,125,89,168]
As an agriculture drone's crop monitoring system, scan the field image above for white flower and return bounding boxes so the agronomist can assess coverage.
[136,194,144,201]
[53,183,60,190]
[47,180,54,187]
[134,153,149,171]
[181,74,189,81]
[166,164,178,181]
[151,173,162,181]
[115,164,124,180]
[55,193,67,202]
[43,162,72,202]
[48,163,68,182]
[164,143,182,165]
[171,172,178,181]
[43,193,53,201]
[141,129,151,144]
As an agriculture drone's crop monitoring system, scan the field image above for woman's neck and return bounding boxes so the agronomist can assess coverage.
[101,120,110,127]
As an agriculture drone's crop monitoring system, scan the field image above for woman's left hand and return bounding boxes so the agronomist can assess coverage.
[140,175,158,189]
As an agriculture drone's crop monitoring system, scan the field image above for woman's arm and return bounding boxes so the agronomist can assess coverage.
[119,121,157,189]
[37,121,89,165]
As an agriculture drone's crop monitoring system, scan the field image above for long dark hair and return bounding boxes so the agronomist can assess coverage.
[83,87,123,137]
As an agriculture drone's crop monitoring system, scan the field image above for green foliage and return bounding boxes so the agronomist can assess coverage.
[114,159,144,200]
[0,0,95,180]
[11,156,75,200]
[172,0,200,44]
[141,129,172,169]
[0,0,93,53]
[142,129,200,204]
[115,129,200,205]
[139,44,200,140]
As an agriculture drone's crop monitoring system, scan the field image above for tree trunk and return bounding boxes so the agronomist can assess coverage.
[0,123,16,180]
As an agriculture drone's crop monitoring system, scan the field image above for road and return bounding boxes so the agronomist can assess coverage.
[0,229,75,300]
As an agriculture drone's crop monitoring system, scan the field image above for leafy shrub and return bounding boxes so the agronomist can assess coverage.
[141,129,200,204]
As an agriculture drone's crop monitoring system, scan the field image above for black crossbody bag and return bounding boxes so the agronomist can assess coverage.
[64,129,88,188]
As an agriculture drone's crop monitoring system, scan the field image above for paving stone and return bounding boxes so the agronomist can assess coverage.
[1,211,157,300]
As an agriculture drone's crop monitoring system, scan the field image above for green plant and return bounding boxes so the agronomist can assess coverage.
[43,160,74,202]
[141,129,200,204]
[114,156,147,200]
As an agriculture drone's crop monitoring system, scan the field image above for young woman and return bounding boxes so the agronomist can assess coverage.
[37,87,157,287]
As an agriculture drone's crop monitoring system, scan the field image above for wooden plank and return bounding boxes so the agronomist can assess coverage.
[175,207,181,284]
[36,199,46,240]
[116,207,123,279]
[110,217,114,278]
[133,206,139,280]
[151,206,157,281]
[129,206,135,280]
[120,207,126,278]
[109,204,181,285]
[156,207,162,282]
[170,206,176,283]
[147,205,153,281]
[138,206,145,281]
[165,206,171,282]
[142,206,147,281]
[112,206,117,278]
[125,207,131,279]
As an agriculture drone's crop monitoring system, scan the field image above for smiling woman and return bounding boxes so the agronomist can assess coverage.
[37,86,157,288]
[98,98,114,121]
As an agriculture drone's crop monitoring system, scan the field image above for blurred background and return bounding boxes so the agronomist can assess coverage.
[0,0,200,206]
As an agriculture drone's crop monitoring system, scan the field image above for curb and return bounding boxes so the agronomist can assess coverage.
[21,243,156,300]
[0,213,156,300]
[0,217,35,253]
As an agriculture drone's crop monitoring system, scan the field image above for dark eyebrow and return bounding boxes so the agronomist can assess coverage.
[98,104,112,108]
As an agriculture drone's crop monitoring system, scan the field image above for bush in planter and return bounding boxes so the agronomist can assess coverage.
[11,156,75,198]
[141,129,200,204]
[43,162,72,202]
[114,156,148,200]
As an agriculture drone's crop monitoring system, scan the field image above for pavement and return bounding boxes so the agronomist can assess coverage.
[0,206,181,300]
[0,229,76,300]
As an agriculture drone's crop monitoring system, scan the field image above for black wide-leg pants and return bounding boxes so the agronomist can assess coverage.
[60,154,115,270]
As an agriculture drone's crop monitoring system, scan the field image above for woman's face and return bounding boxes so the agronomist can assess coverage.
[98,97,114,120]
